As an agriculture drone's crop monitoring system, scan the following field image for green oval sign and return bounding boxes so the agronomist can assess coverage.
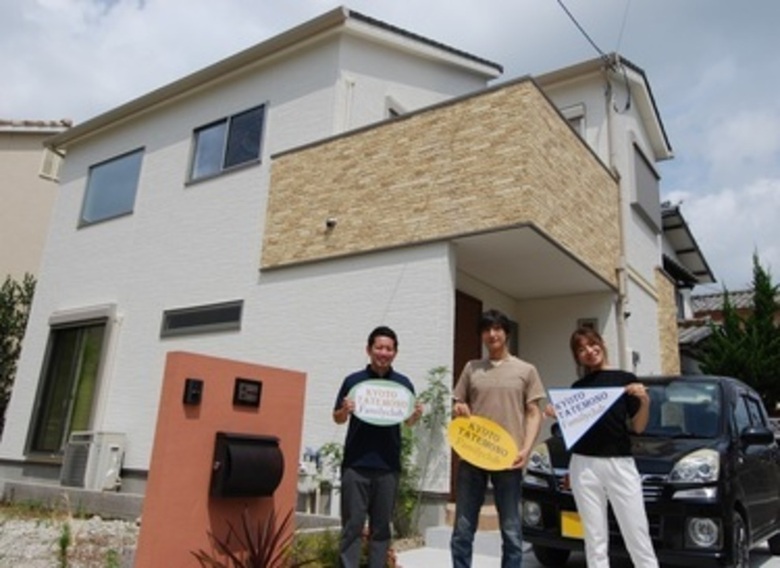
[348,379,415,426]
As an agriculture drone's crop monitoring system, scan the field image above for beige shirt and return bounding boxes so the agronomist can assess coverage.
[453,355,546,449]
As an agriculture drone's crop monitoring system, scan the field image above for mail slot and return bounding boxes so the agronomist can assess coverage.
[210,432,284,498]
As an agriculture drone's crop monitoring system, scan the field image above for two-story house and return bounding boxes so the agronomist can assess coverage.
[0,7,711,515]
[0,119,68,280]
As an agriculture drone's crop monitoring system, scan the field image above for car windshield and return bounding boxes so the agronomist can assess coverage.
[641,380,722,439]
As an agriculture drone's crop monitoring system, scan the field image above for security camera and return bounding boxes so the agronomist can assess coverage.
[325,217,338,229]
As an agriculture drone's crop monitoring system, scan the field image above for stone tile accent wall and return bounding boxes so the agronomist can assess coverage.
[263,78,620,288]
[656,268,681,374]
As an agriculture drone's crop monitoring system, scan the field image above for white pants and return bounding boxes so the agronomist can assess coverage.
[569,454,659,568]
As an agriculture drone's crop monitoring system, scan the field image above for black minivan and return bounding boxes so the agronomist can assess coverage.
[522,375,780,567]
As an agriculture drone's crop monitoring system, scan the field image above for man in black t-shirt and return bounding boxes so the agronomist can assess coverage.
[333,326,422,568]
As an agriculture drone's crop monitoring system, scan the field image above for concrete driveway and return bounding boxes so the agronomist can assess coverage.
[397,541,780,567]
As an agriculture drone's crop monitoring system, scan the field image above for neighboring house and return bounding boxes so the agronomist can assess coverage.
[0,7,713,512]
[661,201,716,320]
[0,119,69,280]
[692,290,780,324]
[680,289,780,373]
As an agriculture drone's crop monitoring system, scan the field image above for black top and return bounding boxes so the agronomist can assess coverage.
[570,369,640,457]
[334,365,415,472]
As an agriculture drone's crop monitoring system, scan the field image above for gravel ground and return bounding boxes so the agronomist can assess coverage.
[0,512,422,568]
[0,515,139,568]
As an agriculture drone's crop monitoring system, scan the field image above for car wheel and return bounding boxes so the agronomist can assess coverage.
[532,544,571,567]
[731,513,749,568]
[768,532,780,555]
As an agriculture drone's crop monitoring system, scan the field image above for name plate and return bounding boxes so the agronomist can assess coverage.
[348,379,415,426]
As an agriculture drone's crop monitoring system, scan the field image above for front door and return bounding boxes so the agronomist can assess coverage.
[451,290,482,497]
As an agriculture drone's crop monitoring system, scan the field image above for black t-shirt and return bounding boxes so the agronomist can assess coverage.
[570,369,640,457]
[334,365,415,472]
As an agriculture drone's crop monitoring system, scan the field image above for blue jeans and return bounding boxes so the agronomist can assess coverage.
[450,460,524,568]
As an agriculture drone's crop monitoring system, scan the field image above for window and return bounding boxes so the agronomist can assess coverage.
[561,104,585,137]
[745,396,767,427]
[28,320,107,454]
[632,145,661,232]
[80,148,143,225]
[734,396,752,433]
[577,318,598,330]
[190,106,265,180]
[161,300,243,337]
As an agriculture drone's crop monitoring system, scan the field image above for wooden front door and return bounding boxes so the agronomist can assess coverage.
[451,290,483,497]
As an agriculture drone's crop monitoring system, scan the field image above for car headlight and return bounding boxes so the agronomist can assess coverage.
[669,448,719,483]
[523,500,543,527]
[685,517,721,548]
[527,442,553,474]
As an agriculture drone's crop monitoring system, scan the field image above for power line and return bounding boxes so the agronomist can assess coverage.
[556,0,633,112]
[615,0,632,54]
[555,0,610,65]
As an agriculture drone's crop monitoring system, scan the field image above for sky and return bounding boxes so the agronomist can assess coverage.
[3,0,779,294]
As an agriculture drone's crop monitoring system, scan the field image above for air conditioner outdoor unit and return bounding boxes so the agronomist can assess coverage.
[60,431,126,491]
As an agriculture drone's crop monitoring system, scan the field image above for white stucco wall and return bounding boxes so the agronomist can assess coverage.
[543,71,667,376]
[539,78,610,164]
[0,31,485,475]
[623,277,663,376]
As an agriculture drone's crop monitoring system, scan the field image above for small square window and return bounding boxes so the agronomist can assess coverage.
[190,105,265,181]
[577,318,598,331]
[80,148,144,225]
[561,103,585,137]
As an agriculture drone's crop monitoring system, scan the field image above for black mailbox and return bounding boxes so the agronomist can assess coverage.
[210,432,284,498]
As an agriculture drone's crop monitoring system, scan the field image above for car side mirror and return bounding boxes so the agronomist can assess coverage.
[740,426,775,447]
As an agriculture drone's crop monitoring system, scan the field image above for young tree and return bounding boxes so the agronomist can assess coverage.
[698,254,780,411]
[0,273,35,435]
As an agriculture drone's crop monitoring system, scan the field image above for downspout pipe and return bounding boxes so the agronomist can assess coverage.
[604,57,630,370]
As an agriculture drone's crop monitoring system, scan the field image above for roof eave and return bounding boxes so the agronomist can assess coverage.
[662,204,716,285]
[46,7,352,151]
[535,53,673,161]
[46,6,502,151]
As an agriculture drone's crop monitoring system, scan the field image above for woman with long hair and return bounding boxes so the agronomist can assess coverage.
[564,327,658,568]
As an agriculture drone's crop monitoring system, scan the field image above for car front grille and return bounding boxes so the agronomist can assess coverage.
[553,470,667,501]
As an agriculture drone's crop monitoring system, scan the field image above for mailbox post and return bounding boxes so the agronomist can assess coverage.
[134,351,306,567]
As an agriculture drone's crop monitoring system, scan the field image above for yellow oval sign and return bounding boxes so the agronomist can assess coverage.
[448,415,519,471]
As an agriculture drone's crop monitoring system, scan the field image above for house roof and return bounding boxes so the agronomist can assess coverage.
[0,119,72,134]
[535,53,672,162]
[678,320,713,346]
[692,290,757,313]
[44,6,502,152]
[661,201,716,285]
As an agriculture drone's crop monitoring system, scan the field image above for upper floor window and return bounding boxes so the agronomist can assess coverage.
[632,145,661,233]
[190,105,265,181]
[80,148,144,225]
[561,103,585,137]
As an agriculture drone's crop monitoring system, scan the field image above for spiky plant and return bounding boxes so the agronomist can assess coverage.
[192,508,314,568]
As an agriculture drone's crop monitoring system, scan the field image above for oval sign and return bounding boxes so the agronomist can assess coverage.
[448,415,519,471]
[348,379,415,426]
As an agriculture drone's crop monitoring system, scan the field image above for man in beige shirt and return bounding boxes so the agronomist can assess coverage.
[451,309,545,568]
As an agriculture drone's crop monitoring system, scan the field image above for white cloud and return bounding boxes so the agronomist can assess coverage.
[3,0,780,290]
[667,178,780,291]
[706,109,780,181]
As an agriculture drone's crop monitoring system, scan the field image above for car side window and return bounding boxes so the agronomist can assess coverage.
[745,396,767,428]
[733,397,752,434]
